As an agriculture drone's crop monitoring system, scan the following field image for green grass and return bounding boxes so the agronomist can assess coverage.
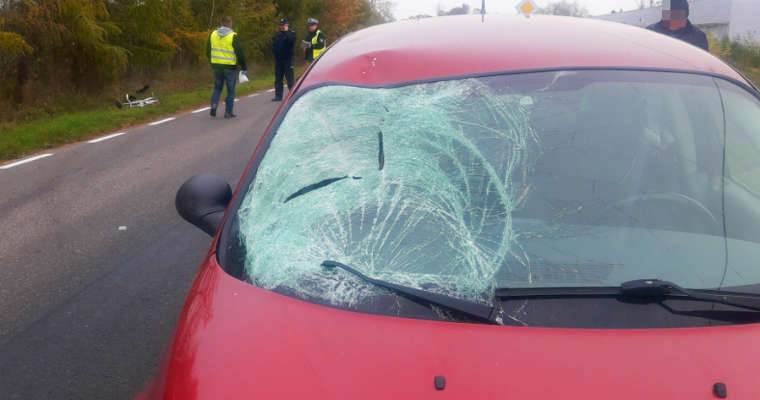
[742,67,760,87]
[0,67,303,162]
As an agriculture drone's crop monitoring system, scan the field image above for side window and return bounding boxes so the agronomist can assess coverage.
[719,80,760,194]
[717,80,760,278]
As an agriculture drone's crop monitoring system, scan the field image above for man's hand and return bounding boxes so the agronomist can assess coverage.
[241,70,248,76]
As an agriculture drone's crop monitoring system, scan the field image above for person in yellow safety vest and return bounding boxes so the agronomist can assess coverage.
[206,16,247,118]
[304,18,326,62]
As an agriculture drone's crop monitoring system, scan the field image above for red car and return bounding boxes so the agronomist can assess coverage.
[143,15,760,399]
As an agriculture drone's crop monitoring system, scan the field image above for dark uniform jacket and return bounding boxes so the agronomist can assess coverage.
[272,30,296,66]
[305,30,326,62]
[647,20,709,51]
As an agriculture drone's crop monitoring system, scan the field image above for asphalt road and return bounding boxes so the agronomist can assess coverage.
[0,90,280,399]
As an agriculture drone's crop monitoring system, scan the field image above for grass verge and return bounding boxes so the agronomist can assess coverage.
[741,67,760,87]
[0,67,303,162]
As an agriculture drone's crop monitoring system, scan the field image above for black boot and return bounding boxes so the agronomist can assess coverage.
[271,97,282,102]
[210,106,217,117]
[224,100,235,118]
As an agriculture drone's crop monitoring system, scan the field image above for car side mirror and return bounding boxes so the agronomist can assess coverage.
[175,174,232,237]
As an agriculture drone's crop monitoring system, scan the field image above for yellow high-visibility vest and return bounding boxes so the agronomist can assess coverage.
[210,30,237,65]
[312,29,326,59]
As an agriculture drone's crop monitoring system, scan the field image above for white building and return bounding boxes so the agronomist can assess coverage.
[595,0,760,42]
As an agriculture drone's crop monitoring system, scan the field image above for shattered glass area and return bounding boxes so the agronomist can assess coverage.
[237,79,539,306]
[233,70,760,317]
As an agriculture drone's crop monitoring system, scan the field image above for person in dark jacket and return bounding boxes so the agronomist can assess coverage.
[647,0,709,51]
[272,18,296,102]
[206,16,247,118]
[303,18,326,62]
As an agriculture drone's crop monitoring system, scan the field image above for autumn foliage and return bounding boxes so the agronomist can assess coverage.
[0,0,391,106]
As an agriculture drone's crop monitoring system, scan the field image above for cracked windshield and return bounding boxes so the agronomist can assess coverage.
[230,69,760,315]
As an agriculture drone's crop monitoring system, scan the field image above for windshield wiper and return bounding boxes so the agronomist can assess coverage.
[496,279,760,312]
[321,260,497,322]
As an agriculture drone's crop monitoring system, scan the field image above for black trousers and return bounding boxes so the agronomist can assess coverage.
[274,62,294,99]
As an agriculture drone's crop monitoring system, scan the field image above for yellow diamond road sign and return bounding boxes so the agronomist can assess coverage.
[516,0,538,16]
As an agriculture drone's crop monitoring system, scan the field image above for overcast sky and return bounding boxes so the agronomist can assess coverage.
[393,0,644,19]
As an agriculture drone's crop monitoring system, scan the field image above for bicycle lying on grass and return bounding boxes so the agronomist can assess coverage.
[115,86,159,108]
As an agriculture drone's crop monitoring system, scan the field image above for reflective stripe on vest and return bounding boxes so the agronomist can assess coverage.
[312,30,326,59]
[210,30,237,65]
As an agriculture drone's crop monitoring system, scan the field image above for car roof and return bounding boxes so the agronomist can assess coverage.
[301,14,745,88]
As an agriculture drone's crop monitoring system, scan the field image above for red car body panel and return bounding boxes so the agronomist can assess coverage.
[301,15,745,88]
[142,255,760,399]
[140,15,758,399]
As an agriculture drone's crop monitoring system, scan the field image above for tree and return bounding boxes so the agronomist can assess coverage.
[538,1,589,17]
[3,0,128,89]
[232,1,279,61]
[108,0,187,72]
[0,31,31,68]
[438,3,471,16]
[636,0,662,9]
[307,0,365,37]
[360,0,394,25]
[0,30,32,102]
[0,0,391,108]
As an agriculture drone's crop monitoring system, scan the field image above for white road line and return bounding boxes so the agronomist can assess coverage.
[88,132,127,144]
[148,117,176,126]
[234,99,240,102]
[266,88,275,93]
[0,153,53,170]
[192,106,211,114]
[247,93,259,98]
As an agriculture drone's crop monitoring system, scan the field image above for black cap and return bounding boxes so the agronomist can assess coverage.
[669,0,689,16]
[280,17,289,25]
[670,0,689,10]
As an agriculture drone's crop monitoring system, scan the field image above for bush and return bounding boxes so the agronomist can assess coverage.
[0,31,33,102]
[728,36,760,68]
[0,31,33,69]
[709,34,760,69]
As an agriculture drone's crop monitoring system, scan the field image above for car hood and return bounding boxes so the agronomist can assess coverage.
[142,255,760,399]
